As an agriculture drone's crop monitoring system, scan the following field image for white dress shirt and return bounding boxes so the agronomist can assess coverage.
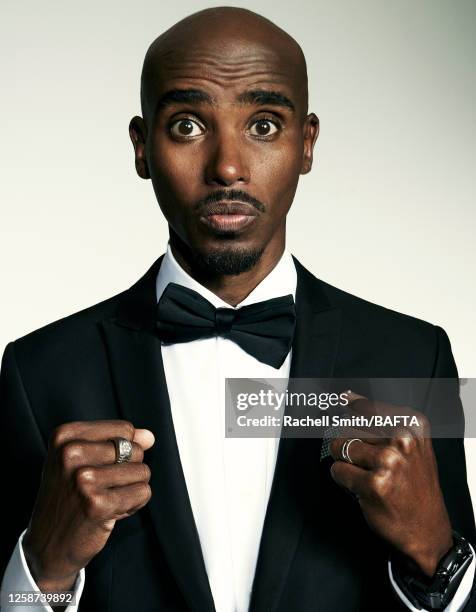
[1,243,474,611]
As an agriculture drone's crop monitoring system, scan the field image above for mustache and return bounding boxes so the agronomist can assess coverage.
[194,189,266,214]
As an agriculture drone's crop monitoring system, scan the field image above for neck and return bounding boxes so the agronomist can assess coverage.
[169,233,286,307]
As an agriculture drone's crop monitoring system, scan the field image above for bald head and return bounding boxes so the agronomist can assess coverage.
[140,6,309,126]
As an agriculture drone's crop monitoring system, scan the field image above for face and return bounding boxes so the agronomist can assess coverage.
[130,34,319,275]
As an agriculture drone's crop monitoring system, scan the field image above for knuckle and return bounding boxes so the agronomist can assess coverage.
[84,493,108,520]
[376,447,401,471]
[49,423,73,448]
[75,467,97,488]
[394,435,417,456]
[60,441,84,466]
[369,471,391,498]
[120,421,135,440]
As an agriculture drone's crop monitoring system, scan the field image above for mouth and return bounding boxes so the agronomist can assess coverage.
[199,201,259,233]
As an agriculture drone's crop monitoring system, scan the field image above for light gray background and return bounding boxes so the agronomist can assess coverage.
[1,1,475,499]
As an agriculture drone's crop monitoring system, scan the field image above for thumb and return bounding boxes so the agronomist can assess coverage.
[133,428,155,450]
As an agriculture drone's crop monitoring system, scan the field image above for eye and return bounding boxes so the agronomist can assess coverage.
[249,118,280,138]
[169,118,204,138]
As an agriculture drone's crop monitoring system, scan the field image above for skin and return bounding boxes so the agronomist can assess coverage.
[129,7,318,305]
[22,421,154,610]
[23,6,453,601]
[329,393,452,577]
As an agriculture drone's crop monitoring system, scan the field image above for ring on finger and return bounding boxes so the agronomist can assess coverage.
[341,438,363,464]
[110,437,133,464]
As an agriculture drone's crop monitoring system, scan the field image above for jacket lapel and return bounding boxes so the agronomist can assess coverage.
[249,257,342,612]
[100,256,216,612]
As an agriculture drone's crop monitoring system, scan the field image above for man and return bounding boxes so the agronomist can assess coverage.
[1,6,475,611]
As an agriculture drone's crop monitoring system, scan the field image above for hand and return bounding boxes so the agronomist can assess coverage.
[23,420,155,593]
[329,393,453,577]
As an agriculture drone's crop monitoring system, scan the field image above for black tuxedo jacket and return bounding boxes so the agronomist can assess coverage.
[1,255,475,611]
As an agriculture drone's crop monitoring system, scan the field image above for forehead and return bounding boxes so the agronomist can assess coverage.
[146,37,304,110]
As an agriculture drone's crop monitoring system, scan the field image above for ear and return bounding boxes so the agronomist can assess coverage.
[300,113,319,175]
[129,116,150,179]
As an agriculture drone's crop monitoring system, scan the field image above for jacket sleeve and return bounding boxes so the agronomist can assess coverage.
[0,342,47,581]
[388,548,475,611]
[1,528,85,611]
[428,326,476,610]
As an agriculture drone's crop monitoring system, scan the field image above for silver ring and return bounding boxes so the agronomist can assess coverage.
[111,437,133,464]
[341,438,363,464]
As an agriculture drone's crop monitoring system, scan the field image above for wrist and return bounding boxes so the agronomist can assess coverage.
[23,533,79,593]
[35,573,78,593]
[411,535,453,578]
[404,529,453,577]
[392,531,474,611]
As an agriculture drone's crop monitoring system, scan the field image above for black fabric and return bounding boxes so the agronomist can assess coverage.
[1,254,475,612]
[155,282,296,368]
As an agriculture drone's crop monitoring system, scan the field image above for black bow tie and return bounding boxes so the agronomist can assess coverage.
[156,282,296,369]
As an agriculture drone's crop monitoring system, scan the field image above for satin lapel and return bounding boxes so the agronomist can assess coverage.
[249,257,342,612]
[100,256,215,612]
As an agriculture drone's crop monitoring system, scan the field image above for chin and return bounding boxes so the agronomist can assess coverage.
[192,242,265,276]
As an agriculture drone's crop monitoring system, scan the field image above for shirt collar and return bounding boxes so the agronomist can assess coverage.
[156,242,297,309]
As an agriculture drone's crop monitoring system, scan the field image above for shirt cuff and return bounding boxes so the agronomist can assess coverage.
[0,528,85,612]
[388,542,476,611]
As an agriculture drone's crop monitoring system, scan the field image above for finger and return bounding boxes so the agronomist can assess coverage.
[133,428,155,451]
[59,440,144,471]
[336,392,390,440]
[329,436,354,460]
[348,396,418,422]
[85,482,152,523]
[50,420,136,447]
[106,482,152,519]
[329,438,381,470]
[344,390,366,403]
[342,395,419,439]
[389,428,423,453]
[330,460,370,497]
[347,398,385,424]
[76,463,151,490]
[330,427,388,452]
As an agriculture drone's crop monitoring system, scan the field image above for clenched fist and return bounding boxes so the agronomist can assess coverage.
[329,393,453,577]
[22,420,155,595]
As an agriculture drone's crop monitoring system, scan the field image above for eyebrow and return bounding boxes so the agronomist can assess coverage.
[236,89,295,112]
[156,89,214,109]
[155,88,295,112]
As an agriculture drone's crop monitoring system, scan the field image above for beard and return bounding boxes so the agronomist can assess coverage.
[193,244,265,275]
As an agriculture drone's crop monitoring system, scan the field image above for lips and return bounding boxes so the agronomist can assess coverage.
[199,201,259,233]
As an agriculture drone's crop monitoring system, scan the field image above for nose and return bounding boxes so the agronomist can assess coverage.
[204,129,250,187]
